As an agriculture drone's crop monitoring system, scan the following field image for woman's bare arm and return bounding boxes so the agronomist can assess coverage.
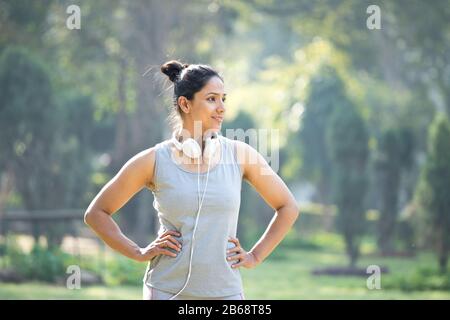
[84,148,181,262]
[234,140,300,266]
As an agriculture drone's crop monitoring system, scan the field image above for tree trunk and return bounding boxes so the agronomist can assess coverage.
[438,226,448,274]
[439,253,448,274]
[345,232,358,268]
[111,57,129,174]
[124,0,182,242]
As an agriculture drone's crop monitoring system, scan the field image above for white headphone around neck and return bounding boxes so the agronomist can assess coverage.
[169,130,220,300]
[171,130,219,159]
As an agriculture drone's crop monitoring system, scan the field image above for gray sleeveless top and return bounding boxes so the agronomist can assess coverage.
[143,135,244,297]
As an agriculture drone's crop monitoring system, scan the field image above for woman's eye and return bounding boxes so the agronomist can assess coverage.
[207,96,226,103]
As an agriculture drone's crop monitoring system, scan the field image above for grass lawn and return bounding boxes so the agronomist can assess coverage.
[1,244,449,299]
[0,282,141,300]
[240,248,450,299]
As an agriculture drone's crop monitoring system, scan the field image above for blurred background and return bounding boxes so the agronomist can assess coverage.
[0,0,449,299]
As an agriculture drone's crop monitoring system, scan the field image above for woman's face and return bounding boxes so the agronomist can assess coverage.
[182,76,226,133]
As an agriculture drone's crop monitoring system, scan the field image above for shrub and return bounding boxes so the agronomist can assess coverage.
[102,255,145,286]
[384,266,450,291]
[1,236,101,284]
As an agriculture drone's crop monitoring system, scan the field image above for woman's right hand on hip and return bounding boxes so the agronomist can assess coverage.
[136,230,182,262]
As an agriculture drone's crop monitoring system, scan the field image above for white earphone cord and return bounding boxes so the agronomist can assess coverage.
[169,147,213,300]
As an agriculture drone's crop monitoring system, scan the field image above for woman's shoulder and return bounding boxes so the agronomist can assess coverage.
[222,137,257,158]
[220,136,254,177]
[220,135,246,149]
[123,140,171,188]
[227,138,268,175]
[135,139,172,162]
[132,140,161,158]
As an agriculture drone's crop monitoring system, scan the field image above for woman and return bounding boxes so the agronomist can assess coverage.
[84,60,300,300]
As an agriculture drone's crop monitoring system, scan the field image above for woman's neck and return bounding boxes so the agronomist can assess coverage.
[180,125,206,150]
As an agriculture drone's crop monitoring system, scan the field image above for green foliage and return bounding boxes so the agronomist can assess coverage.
[0,0,448,285]
[384,267,450,292]
[26,244,70,282]
[0,46,54,164]
[395,218,416,254]
[3,239,74,283]
[375,126,415,254]
[222,109,256,133]
[297,66,344,196]
[277,229,322,252]
[415,114,450,272]
[101,254,144,287]
[0,282,141,300]
[0,0,53,51]
[0,47,98,245]
[326,77,369,267]
[3,235,450,299]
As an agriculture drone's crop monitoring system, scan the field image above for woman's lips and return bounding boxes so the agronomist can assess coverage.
[212,116,223,123]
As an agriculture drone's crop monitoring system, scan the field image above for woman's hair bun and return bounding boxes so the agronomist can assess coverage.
[161,60,189,82]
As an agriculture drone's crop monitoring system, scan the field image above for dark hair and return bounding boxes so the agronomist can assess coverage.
[161,60,223,131]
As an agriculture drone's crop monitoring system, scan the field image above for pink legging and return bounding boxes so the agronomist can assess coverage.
[143,284,245,300]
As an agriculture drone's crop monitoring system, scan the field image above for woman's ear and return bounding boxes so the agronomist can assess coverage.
[178,96,190,114]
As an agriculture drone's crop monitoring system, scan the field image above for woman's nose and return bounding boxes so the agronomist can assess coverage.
[217,101,225,114]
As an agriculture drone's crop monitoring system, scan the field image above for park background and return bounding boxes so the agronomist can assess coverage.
[0,0,449,299]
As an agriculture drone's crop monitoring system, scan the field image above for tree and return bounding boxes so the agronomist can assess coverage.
[416,114,450,273]
[0,0,54,52]
[222,111,270,247]
[298,66,347,205]
[327,86,369,268]
[242,0,450,116]
[375,126,414,255]
[0,47,55,241]
[0,47,98,246]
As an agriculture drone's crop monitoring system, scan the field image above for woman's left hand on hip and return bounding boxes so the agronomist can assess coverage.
[227,236,260,269]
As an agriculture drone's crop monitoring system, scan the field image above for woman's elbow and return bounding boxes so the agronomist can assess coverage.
[279,200,300,220]
[84,210,92,226]
[288,201,300,220]
[84,210,98,227]
[292,202,300,220]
